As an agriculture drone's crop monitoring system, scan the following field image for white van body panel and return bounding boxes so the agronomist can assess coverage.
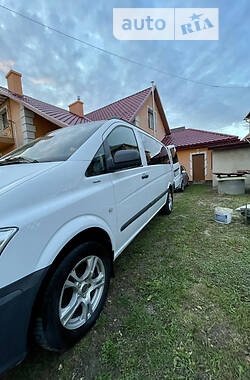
[0,120,174,289]
[35,215,115,270]
[0,162,61,197]
[0,160,116,288]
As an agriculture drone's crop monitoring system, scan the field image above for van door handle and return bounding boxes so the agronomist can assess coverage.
[141,174,149,179]
[93,179,101,183]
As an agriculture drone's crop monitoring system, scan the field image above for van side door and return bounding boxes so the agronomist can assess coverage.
[139,132,172,214]
[102,125,149,255]
[85,143,117,246]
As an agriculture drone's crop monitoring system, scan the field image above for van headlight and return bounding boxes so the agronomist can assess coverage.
[0,228,18,255]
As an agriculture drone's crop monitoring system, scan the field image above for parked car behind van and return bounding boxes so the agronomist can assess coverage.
[167,145,181,190]
[0,119,174,374]
[179,165,189,191]
[166,146,189,192]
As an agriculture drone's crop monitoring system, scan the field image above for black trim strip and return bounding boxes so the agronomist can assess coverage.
[120,189,169,232]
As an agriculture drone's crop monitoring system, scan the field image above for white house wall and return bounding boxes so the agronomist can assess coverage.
[212,147,250,190]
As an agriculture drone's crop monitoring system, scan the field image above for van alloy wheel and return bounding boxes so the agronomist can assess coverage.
[34,242,111,352]
[59,256,105,330]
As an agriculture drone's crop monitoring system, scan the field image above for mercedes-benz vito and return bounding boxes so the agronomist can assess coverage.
[0,119,174,374]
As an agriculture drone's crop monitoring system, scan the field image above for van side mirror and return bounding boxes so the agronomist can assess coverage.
[112,149,141,170]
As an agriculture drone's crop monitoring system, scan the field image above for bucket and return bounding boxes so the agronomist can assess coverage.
[215,207,233,224]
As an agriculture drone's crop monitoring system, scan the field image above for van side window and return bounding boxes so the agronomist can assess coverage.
[86,144,106,177]
[170,148,178,164]
[106,126,140,162]
[140,133,170,165]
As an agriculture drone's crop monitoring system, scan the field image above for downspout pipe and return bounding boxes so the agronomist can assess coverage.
[151,80,156,136]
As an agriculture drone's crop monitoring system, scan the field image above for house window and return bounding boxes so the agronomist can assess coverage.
[148,107,157,131]
[148,108,153,130]
[134,116,140,127]
[0,108,8,134]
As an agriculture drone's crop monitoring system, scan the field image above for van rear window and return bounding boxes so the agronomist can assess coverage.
[170,148,179,164]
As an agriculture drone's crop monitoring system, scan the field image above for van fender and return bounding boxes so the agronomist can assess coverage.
[35,215,115,272]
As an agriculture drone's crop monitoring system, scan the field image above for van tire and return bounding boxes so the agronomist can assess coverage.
[160,189,173,215]
[34,242,111,352]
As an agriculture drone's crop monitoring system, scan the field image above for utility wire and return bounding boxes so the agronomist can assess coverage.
[0,3,249,89]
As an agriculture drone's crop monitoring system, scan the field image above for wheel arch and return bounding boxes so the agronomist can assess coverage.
[36,225,114,294]
[48,227,114,270]
[28,226,114,346]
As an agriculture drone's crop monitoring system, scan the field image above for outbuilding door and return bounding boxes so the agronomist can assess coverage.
[192,153,205,182]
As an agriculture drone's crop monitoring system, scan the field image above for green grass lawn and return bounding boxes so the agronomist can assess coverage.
[3,184,250,380]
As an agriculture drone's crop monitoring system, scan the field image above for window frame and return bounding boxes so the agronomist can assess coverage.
[85,143,107,177]
[103,125,142,172]
[0,106,9,133]
[170,147,179,164]
[139,131,171,166]
[147,106,157,132]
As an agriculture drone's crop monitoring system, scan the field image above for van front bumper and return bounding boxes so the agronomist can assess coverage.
[0,268,48,375]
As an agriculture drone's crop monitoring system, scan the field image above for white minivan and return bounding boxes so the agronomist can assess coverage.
[0,119,174,374]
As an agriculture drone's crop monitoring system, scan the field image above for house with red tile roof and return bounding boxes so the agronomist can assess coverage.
[86,85,170,142]
[162,126,241,182]
[0,70,170,156]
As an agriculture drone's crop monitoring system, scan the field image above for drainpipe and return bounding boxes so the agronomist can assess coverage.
[151,80,156,136]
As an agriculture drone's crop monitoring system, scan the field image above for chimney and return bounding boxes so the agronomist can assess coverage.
[68,96,84,117]
[6,70,23,95]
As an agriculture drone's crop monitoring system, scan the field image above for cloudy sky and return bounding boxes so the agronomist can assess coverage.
[0,0,249,138]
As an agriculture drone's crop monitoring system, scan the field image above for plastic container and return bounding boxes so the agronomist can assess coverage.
[214,207,233,224]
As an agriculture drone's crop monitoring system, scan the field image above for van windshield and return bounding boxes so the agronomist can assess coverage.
[0,121,104,163]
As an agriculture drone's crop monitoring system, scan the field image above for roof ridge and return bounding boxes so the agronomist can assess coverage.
[0,85,93,122]
[0,85,73,114]
[187,128,238,138]
[86,87,151,116]
[0,85,71,114]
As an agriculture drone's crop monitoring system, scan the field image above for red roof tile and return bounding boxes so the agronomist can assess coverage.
[212,139,250,150]
[162,127,239,149]
[0,85,170,134]
[0,86,91,127]
[86,87,152,123]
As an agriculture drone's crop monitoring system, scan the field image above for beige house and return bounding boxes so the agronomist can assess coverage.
[162,127,240,182]
[0,70,170,157]
[84,84,170,141]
